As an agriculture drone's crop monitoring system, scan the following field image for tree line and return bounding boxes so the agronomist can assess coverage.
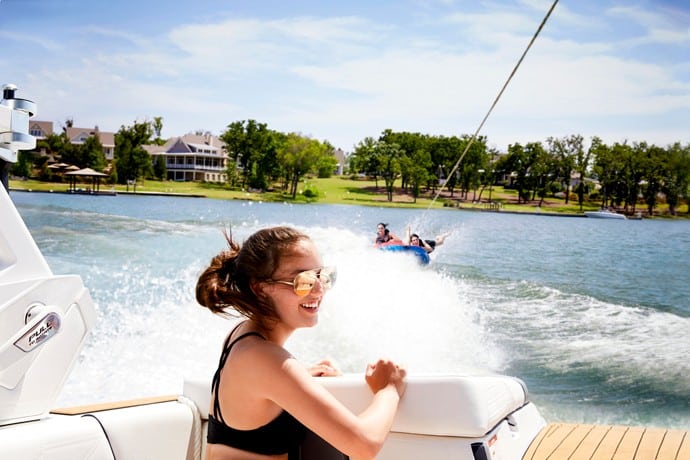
[12,118,690,214]
[349,131,690,215]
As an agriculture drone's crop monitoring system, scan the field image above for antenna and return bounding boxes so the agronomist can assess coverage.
[0,83,37,189]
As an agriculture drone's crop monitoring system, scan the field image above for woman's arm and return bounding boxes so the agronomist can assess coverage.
[258,350,405,459]
[279,358,405,460]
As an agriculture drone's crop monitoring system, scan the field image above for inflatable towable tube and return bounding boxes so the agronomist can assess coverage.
[379,244,430,265]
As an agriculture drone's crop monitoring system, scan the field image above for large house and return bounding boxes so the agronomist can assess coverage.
[30,121,116,162]
[28,120,54,139]
[144,133,228,183]
[64,126,116,162]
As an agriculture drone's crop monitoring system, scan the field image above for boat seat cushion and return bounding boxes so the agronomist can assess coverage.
[184,373,528,438]
[0,415,116,460]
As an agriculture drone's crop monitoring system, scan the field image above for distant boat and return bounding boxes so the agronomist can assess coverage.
[584,209,627,220]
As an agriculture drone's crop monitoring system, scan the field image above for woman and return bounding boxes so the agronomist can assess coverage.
[405,225,449,254]
[196,226,407,460]
[408,233,434,254]
[374,222,402,247]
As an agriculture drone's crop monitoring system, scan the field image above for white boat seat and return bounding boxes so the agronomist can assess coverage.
[184,373,529,438]
[0,415,116,460]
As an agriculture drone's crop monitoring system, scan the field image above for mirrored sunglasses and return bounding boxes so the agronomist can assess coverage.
[271,267,337,297]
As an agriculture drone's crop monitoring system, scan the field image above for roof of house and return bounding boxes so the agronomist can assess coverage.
[65,126,115,147]
[146,133,227,156]
[29,120,54,137]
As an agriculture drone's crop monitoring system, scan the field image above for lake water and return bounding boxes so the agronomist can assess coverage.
[10,191,690,430]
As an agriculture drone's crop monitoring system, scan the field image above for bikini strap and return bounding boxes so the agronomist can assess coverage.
[211,325,265,424]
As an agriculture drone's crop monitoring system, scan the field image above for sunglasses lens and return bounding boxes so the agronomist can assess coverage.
[320,267,336,288]
[293,271,317,297]
[291,268,337,296]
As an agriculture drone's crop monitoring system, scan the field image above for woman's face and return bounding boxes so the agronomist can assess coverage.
[410,236,420,246]
[264,239,327,330]
[377,224,386,236]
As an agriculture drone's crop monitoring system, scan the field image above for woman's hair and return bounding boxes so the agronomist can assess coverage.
[196,226,310,331]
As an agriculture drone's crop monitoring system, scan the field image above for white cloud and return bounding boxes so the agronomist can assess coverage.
[3,0,688,151]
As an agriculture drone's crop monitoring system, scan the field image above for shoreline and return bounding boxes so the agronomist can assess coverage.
[8,187,588,217]
[8,185,676,219]
[9,187,206,198]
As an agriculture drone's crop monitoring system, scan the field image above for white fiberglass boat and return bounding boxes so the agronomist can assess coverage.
[584,209,627,220]
[2,89,688,460]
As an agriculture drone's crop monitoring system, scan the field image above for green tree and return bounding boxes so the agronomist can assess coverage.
[278,133,328,198]
[476,147,501,203]
[639,143,669,216]
[593,142,629,208]
[455,136,488,201]
[573,135,590,211]
[546,135,580,205]
[376,141,403,202]
[378,130,425,190]
[663,142,690,215]
[80,135,106,171]
[35,133,66,162]
[351,137,381,188]
[59,140,79,166]
[522,142,553,205]
[624,142,646,214]
[114,121,154,184]
[153,154,167,180]
[405,150,432,203]
[152,117,165,145]
[434,136,464,197]
[505,143,532,203]
[220,120,278,190]
[316,142,339,178]
[224,159,241,188]
[10,151,31,178]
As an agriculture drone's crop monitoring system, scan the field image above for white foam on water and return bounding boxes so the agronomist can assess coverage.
[31,200,686,428]
[57,224,501,406]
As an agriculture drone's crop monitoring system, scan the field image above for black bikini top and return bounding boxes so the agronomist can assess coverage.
[207,326,307,456]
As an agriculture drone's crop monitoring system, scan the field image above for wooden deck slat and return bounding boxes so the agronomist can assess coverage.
[635,428,666,459]
[656,430,686,460]
[549,423,596,458]
[523,423,577,459]
[675,432,690,460]
[612,426,644,460]
[591,425,630,460]
[569,424,613,460]
[524,424,690,460]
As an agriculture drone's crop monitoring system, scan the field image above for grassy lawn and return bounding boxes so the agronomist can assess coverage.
[9,176,688,217]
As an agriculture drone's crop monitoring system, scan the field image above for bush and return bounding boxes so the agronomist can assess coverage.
[303,187,319,198]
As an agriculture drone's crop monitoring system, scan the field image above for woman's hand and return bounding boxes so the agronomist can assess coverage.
[309,359,343,377]
[365,359,407,397]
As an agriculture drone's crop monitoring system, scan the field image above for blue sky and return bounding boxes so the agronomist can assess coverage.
[1,0,688,152]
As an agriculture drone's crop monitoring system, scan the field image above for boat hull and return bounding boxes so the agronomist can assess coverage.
[584,210,627,219]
